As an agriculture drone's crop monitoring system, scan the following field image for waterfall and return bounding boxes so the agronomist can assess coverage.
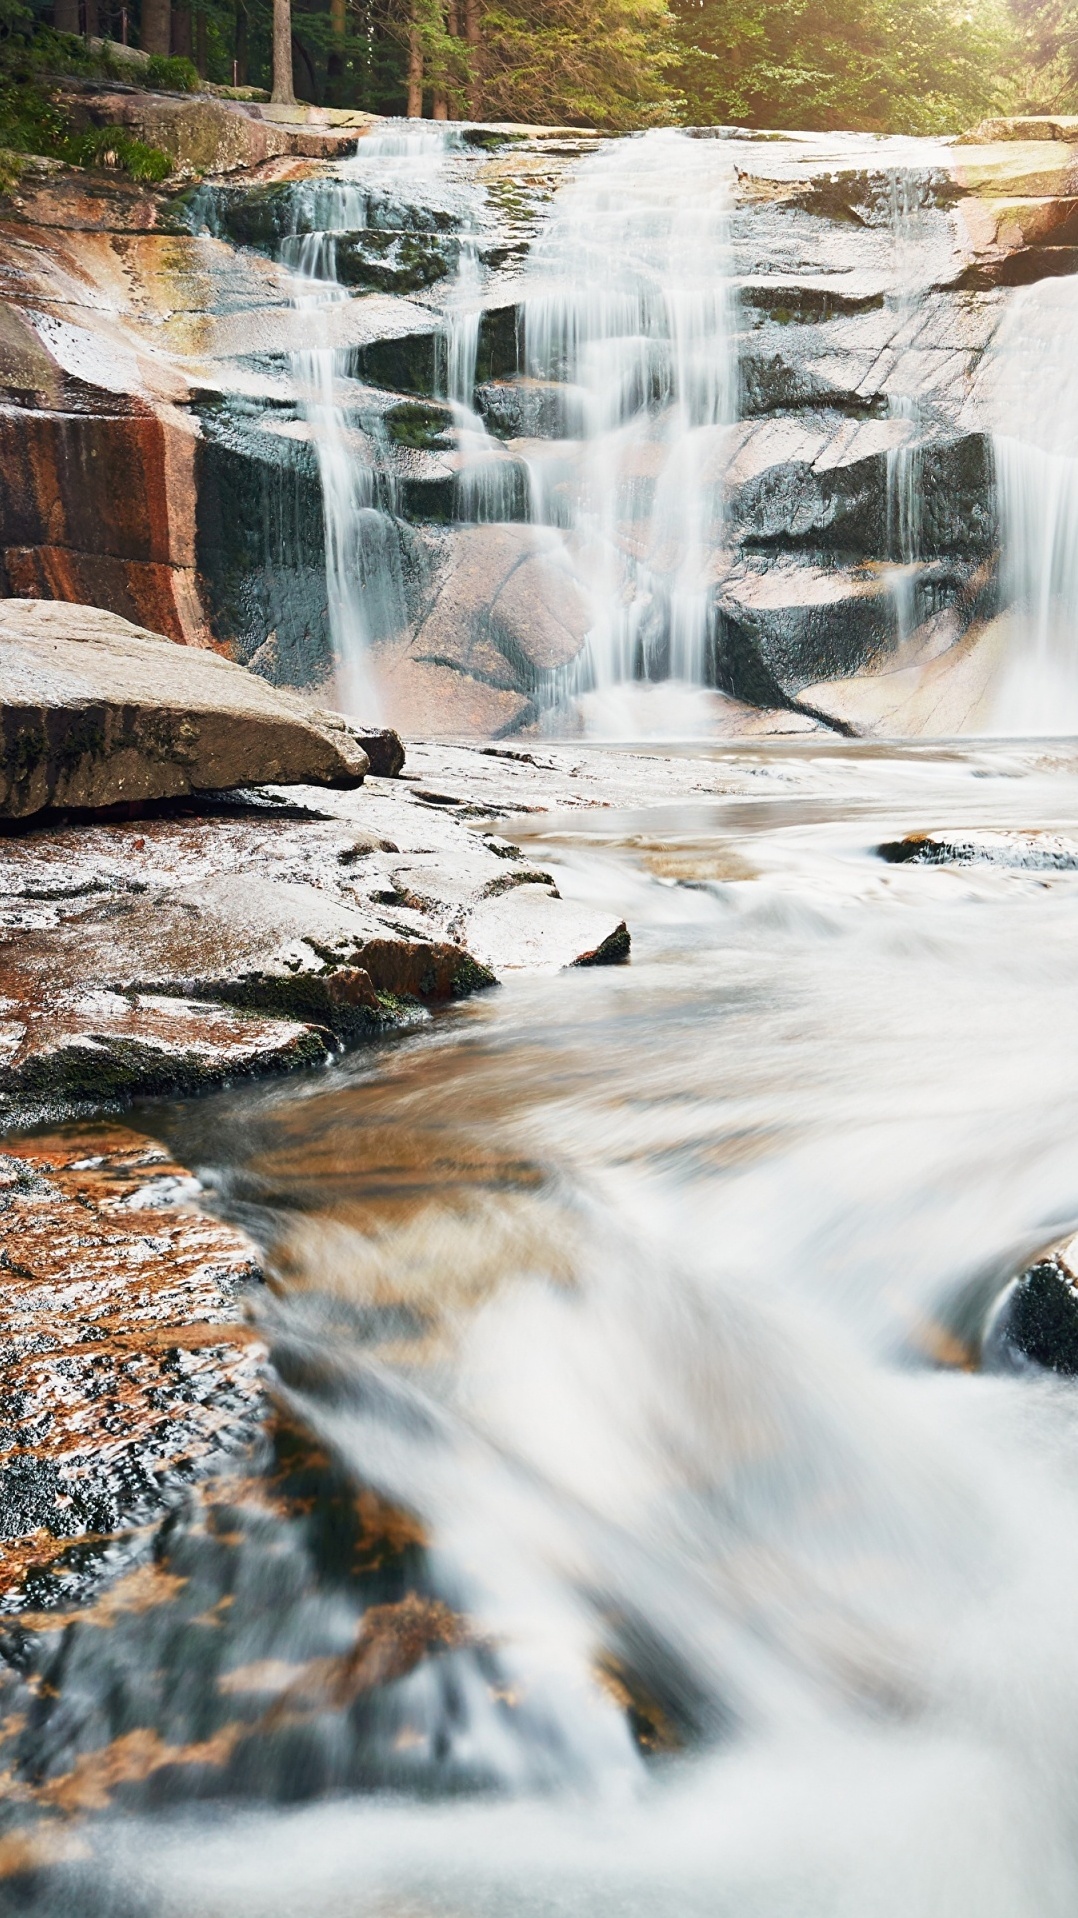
[515,129,738,700]
[285,124,464,717]
[985,276,1078,731]
[443,228,525,523]
[882,164,938,645]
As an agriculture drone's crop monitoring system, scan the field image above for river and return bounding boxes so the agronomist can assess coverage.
[26,731,1078,1917]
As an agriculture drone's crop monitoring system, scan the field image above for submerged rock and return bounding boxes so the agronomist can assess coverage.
[0,600,371,817]
[0,1124,267,1609]
[878,829,1078,869]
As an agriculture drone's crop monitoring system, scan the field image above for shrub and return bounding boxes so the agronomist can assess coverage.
[66,122,173,180]
[143,53,200,93]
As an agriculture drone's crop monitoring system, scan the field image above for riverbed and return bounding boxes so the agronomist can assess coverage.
[12,733,1078,1915]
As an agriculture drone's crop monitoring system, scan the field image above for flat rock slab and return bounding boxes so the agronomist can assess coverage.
[0,987,331,1124]
[0,1124,266,1609]
[84,872,495,1016]
[0,600,372,818]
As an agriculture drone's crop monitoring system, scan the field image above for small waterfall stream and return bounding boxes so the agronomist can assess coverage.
[517,130,738,697]
[282,124,467,715]
[985,277,1078,730]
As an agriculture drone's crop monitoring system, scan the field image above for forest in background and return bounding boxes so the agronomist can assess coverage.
[0,0,1077,150]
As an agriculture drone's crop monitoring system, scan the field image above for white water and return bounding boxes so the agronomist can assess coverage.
[985,277,1078,730]
[517,129,738,699]
[285,124,466,715]
[48,736,1078,1917]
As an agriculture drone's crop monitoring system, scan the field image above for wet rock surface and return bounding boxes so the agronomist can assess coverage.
[983,1233,1078,1374]
[878,828,1078,868]
[0,1124,266,1609]
[0,739,654,1130]
[0,1121,499,1868]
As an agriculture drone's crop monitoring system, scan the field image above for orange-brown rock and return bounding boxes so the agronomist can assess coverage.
[64,87,372,177]
[2,548,199,644]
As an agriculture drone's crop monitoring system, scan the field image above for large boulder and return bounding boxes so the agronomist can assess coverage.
[410,524,590,700]
[0,600,371,817]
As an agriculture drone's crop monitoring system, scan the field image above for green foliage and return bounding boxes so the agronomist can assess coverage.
[0,0,1057,154]
[671,0,1010,132]
[0,24,174,178]
[143,52,201,90]
[67,122,174,177]
[478,0,677,127]
[1003,0,1078,107]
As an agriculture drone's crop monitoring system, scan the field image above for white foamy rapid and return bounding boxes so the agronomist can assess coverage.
[516,129,738,704]
[985,276,1078,730]
[60,738,1078,1918]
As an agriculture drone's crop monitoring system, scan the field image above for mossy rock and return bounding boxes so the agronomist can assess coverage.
[354,330,440,397]
[335,229,461,294]
[474,304,520,385]
[384,399,455,450]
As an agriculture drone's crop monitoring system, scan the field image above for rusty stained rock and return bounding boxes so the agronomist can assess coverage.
[0,1124,267,1606]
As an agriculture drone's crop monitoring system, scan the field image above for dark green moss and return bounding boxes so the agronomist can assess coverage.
[354,331,440,397]
[384,399,456,451]
[451,956,498,995]
[335,229,460,294]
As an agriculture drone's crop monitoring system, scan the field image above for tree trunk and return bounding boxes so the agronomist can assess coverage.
[464,0,480,117]
[326,0,345,106]
[447,0,465,117]
[406,14,423,117]
[141,0,172,54]
[234,0,248,84]
[271,0,295,102]
[195,6,207,73]
[432,92,447,117]
[172,3,192,58]
[83,0,99,39]
[53,0,79,33]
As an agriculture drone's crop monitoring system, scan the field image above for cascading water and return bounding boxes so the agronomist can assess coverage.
[882,163,939,643]
[515,129,738,700]
[984,276,1078,730]
[283,124,466,715]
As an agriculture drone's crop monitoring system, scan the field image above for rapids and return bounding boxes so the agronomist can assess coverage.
[26,734,1078,1917]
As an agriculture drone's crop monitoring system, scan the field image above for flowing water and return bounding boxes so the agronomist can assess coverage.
[24,735,1078,1916]
[282,124,471,714]
[986,277,1078,731]
[516,130,738,694]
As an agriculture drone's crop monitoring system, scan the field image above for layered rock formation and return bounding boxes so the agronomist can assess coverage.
[0,102,1076,736]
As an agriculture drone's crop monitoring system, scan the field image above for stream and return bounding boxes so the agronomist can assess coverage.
[10,107,1078,1915]
[25,732,1078,1917]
